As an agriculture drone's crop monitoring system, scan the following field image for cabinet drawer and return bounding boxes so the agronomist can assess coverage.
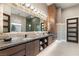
[0,44,25,56]
[12,50,25,56]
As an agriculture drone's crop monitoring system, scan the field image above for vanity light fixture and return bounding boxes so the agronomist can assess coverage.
[14,3,47,20]
[29,24,31,27]
[37,10,40,14]
[40,12,43,16]
[39,11,41,14]
[33,8,37,12]
[25,3,31,8]
[43,14,46,17]
[30,6,34,10]
[21,3,25,6]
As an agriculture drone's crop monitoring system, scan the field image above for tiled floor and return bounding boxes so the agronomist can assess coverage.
[37,40,79,56]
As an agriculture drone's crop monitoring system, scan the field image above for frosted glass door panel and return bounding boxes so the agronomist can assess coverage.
[3,28,8,32]
[68,33,76,36]
[68,19,77,23]
[3,22,8,26]
[68,29,76,31]
[68,37,76,40]
[68,24,76,27]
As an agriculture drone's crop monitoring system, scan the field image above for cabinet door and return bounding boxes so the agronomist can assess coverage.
[12,50,26,56]
[48,36,54,45]
[26,42,30,56]
[0,44,25,56]
[26,40,40,56]
[33,40,40,55]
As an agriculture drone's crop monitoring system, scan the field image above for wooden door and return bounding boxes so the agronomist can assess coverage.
[67,18,78,43]
[3,13,10,33]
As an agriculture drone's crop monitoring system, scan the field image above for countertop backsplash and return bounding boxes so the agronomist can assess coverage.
[0,31,48,40]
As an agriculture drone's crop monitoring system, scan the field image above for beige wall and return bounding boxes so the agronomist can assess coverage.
[62,5,79,23]
[56,8,66,40]
[0,4,11,33]
[60,4,79,40]
[57,8,63,23]
[0,4,3,33]
[3,4,11,15]
[11,14,26,32]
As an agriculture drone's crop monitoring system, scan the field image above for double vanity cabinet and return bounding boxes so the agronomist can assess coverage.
[0,35,54,56]
[0,40,39,56]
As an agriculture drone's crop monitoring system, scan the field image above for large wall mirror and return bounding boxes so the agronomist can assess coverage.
[2,6,47,33]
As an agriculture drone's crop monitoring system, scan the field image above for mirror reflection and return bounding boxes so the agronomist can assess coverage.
[2,4,47,33]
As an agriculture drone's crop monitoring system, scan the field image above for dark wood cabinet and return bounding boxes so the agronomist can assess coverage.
[0,40,40,56]
[26,40,40,56]
[48,36,53,45]
[48,36,55,45]
[0,35,54,56]
[0,44,25,56]
[12,50,26,56]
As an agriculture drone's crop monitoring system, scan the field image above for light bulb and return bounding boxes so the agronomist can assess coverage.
[25,3,31,7]
[37,10,40,14]
[30,6,34,10]
[33,8,37,12]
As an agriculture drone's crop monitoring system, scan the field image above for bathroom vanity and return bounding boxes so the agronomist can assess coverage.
[0,34,54,56]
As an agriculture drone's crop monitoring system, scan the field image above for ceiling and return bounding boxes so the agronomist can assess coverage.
[46,3,53,6]
[46,3,79,9]
[55,3,79,9]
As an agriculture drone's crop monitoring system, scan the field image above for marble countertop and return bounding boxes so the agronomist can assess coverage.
[0,34,50,50]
